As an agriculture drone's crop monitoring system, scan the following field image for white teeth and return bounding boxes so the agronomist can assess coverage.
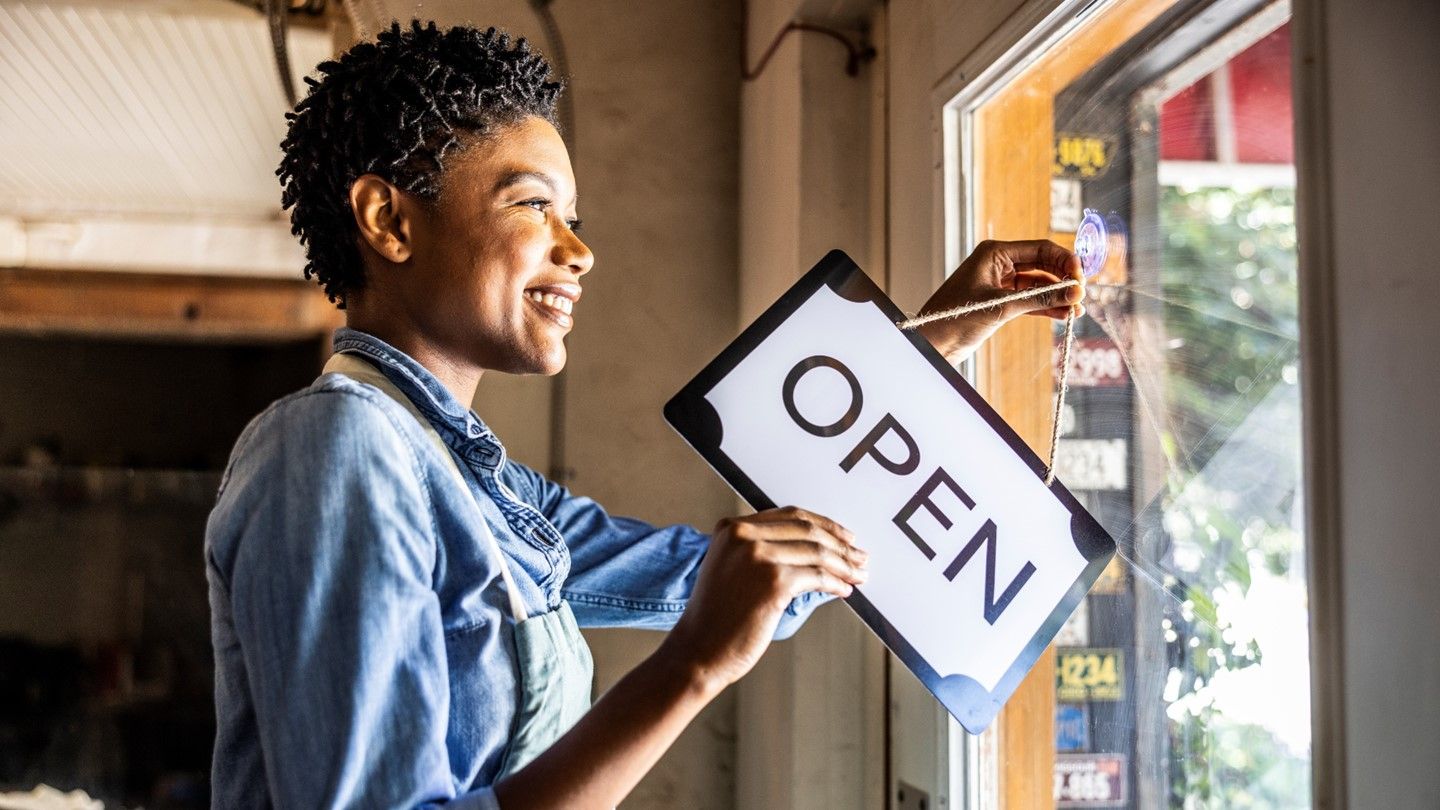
[526,290,573,316]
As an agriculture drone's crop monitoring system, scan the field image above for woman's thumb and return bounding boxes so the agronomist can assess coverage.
[1011,280,1083,315]
[1054,281,1085,307]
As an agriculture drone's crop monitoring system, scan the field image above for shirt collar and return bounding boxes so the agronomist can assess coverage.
[330,327,499,450]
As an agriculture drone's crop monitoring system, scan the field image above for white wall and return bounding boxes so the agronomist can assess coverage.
[554,3,748,806]
[736,7,889,809]
[1297,0,1440,806]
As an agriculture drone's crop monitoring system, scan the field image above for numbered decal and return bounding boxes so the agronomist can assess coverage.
[1055,754,1127,807]
[1053,439,1128,491]
[1056,648,1125,702]
[1055,337,1129,388]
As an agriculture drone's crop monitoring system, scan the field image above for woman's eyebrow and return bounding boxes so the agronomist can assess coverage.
[492,170,578,206]
[493,170,558,195]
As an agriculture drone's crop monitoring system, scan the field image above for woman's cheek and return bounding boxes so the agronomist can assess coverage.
[517,222,555,262]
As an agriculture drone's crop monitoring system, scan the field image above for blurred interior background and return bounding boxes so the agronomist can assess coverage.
[0,0,1435,808]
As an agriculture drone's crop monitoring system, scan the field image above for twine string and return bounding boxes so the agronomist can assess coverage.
[897,278,1082,485]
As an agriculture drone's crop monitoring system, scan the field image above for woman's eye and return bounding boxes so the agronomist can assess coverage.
[518,199,580,232]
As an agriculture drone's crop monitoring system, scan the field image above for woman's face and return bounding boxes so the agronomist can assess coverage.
[397,115,593,377]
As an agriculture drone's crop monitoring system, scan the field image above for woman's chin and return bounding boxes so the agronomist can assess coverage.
[508,345,567,376]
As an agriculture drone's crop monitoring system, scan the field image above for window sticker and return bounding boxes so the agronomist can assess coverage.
[1051,178,1084,231]
[1056,703,1091,752]
[1057,648,1125,702]
[1053,133,1118,179]
[665,251,1116,733]
[1055,753,1127,807]
[1052,438,1129,491]
[1055,337,1130,388]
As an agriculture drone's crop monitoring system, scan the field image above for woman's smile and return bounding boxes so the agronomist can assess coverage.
[523,283,579,328]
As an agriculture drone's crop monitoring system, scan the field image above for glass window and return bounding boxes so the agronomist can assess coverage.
[951,0,1309,806]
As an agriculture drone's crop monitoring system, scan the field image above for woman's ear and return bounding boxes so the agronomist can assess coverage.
[349,174,415,264]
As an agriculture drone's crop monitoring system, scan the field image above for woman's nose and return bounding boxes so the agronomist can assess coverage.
[554,226,594,277]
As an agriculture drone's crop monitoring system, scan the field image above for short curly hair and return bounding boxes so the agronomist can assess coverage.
[278,21,563,306]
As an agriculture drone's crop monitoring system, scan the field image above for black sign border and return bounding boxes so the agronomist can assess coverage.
[664,249,1115,733]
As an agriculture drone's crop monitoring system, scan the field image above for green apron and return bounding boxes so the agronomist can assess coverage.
[323,352,594,778]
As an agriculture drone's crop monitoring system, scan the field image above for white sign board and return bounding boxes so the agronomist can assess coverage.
[666,251,1114,732]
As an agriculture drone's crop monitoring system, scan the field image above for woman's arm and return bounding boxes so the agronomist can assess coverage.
[494,507,866,809]
[210,391,488,809]
[506,462,832,639]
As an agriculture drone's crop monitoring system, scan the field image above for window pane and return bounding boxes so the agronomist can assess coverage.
[962,2,1310,807]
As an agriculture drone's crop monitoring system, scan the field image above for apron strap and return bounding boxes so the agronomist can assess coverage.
[322,352,529,624]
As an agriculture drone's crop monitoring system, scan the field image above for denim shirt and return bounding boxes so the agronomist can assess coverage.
[205,327,828,809]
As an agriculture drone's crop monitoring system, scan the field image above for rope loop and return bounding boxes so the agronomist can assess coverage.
[897,279,1082,484]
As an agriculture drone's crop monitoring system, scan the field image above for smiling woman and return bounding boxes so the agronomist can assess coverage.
[209,23,862,810]
[205,19,1082,810]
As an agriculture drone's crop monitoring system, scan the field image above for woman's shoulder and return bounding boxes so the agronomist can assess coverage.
[218,375,431,493]
[256,373,422,443]
[206,376,444,574]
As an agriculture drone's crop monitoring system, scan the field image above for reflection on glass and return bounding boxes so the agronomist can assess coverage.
[967,2,1310,807]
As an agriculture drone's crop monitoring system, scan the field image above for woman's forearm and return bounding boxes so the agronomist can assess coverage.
[491,637,723,809]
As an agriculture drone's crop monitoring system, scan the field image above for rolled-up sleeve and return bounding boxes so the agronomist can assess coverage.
[211,391,500,809]
[502,462,832,638]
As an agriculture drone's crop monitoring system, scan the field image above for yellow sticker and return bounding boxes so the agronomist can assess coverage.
[1053,133,1117,179]
[1056,648,1125,702]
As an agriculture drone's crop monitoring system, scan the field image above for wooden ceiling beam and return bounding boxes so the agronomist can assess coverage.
[0,268,343,343]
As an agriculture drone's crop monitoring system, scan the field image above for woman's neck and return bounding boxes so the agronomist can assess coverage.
[343,295,484,407]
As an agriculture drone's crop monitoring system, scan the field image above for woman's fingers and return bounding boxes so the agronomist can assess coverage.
[793,566,855,600]
[1013,268,1065,286]
[981,238,1081,279]
[750,506,854,540]
[726,507,868,602]
[1002,267,1085,317]
[749,507,866,561]
[759,539,868,586]
[1027,303,1087,320]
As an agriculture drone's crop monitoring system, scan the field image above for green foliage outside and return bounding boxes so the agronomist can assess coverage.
[1155,183,1310,808]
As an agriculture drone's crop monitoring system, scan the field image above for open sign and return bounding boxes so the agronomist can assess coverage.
[666,252,1114,732]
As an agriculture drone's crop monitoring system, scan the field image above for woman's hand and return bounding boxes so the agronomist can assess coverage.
[496,507,863,810]
[660,506,866,692]
[915,239,1086,365]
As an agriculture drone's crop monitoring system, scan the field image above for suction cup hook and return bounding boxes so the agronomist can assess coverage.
[1075,208,1109,279]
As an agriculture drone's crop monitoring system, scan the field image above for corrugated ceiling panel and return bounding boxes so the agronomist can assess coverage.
[0,0,331,220]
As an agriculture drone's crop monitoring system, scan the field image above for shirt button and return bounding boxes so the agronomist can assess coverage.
[468,424,481,437]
